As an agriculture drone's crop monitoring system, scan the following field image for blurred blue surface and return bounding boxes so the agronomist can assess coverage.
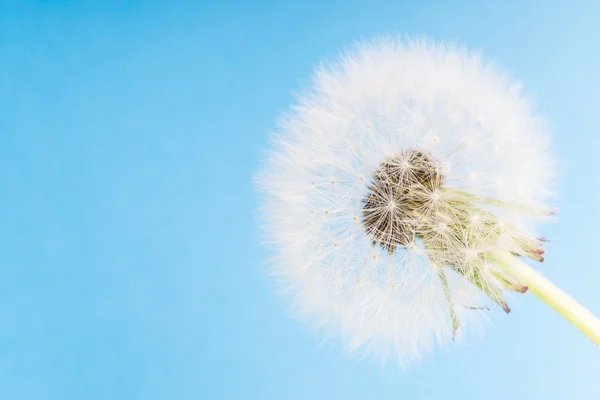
[0,1,598,399]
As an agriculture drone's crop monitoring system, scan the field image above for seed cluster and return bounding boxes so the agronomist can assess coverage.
[361,148,547,317]
[362,150,443,252]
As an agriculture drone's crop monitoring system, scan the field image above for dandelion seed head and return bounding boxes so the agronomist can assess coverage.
[256,37,554,365]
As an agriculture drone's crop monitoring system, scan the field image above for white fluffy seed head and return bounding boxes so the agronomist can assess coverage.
[256,37,554,365]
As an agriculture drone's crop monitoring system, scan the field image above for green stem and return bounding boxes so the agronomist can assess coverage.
[492,251,600,346]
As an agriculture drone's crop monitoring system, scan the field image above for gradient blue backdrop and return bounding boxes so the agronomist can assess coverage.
[1,1,599,399]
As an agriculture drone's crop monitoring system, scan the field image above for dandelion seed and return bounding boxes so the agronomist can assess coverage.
[256,36,600,365]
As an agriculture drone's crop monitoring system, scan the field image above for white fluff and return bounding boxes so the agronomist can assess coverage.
[256,37,554,365]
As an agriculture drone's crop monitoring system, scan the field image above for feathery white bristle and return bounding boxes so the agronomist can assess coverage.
[256,37,554,365]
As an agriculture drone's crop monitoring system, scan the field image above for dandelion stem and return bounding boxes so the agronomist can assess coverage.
[492,251,600,346]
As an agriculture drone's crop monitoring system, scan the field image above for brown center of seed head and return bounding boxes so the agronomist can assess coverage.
[362,149,444,252]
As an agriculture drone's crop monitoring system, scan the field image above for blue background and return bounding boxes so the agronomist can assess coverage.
[1,1,599,399]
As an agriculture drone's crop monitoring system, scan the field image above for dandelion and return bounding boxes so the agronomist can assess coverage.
[256,37,600,364]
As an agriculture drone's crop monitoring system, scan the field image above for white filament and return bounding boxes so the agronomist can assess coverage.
[256,37,554,364]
